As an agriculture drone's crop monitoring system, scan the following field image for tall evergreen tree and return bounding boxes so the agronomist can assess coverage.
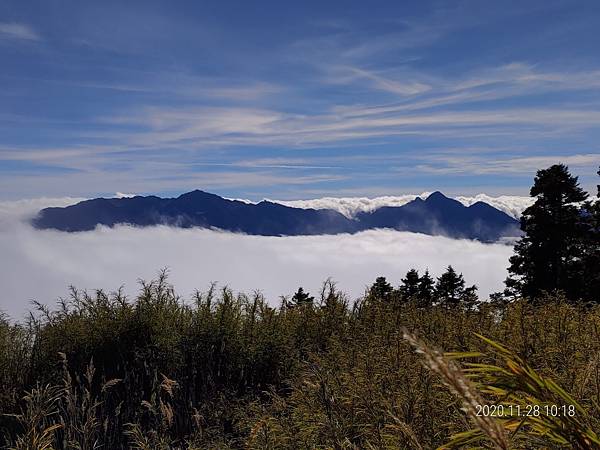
[400,269,420,298]
[578,166,600,302]
[417,270,435,308]
[435,266,465,308]
[461,285,479,310]
[505,164,588,300]
[369,276,394,302]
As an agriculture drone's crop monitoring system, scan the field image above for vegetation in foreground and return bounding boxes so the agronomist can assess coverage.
[2,276,600,449]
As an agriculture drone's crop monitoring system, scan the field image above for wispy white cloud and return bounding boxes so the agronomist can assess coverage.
[451,62,600,92]
[64,77,281,101]
[325,65,432,96]
[0,146,93,162]
[233,157,339,170]
[0,22,40,41]
[102,106,284,144]
[330,63,600,119]
[0,166,348,199]
[415,153,600,176]
[288,3,480,66]
[3,3,600,200]
[94,104,600,151]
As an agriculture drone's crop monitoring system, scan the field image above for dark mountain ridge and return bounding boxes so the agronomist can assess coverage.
[355,192,519,241]
[32,190,520,242]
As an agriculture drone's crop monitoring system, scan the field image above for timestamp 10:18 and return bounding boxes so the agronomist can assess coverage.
[475,404,576,417]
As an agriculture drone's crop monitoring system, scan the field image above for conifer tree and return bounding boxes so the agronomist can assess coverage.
[505,164,588,300]
[417,270,435,307]
[579,166,600,302]
[435,266,465,308]
[291,287,314,307]
[461,285,479,310]
[369,276,393,301]
[400,269,420,299]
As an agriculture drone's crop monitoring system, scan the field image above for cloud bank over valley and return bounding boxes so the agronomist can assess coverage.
[1,196,515,319]
[268,193,533,219]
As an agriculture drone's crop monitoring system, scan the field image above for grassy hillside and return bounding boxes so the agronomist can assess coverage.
[2,274,600,449]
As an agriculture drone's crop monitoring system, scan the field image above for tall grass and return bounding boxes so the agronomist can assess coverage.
[2,276,600,448]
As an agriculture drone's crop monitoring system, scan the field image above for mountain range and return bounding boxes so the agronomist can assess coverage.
[31,190,520,242]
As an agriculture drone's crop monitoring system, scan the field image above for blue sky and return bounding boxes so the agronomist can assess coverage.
[1,0,600,200]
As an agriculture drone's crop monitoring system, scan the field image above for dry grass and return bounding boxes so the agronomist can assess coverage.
[2,277,600,449]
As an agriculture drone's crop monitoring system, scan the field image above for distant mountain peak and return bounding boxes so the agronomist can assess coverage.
[426,191,447,201]
[469,200,496,210]
[32,189,520,242]
[178,190,215,199]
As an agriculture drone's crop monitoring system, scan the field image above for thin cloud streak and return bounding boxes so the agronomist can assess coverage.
[0,168,348,199]
[414,153,600,175]
[95,105,600,150]
[0,22,40,41]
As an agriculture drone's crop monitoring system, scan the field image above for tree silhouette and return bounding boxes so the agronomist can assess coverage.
[400,269,420,298]
[579,166,600,302]
[505,164,588,300]
[461,285,479,310]
[291,287,314,307]
[417,270,435,307]
[369,276,394,302]
[435,266,466,308]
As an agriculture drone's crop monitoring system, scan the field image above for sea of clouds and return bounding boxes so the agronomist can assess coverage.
[0,194,525,320]
[269,193,533,219]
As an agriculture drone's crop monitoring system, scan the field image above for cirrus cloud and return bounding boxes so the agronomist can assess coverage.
[0,22,40,41]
